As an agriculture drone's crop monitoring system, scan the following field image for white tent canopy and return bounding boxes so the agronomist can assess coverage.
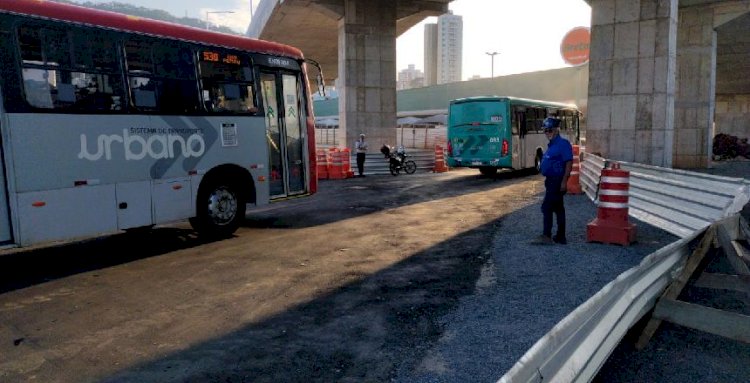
[415,114,447,125]
[397,116,421,125]
[315,117,339,127]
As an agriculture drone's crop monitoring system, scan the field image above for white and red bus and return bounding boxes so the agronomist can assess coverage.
[0,1,322,247]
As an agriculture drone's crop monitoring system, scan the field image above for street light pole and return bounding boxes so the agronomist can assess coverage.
[485,51,499,78]
[205,10,235,30]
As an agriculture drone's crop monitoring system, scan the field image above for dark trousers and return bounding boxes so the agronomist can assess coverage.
[356,153,366,175]
[542,176,566,238]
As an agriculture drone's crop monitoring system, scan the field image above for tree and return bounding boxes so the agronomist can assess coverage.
[51,0,240,35]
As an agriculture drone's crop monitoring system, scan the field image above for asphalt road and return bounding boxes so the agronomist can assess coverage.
[0,168,541,382]
[0,164,747,383]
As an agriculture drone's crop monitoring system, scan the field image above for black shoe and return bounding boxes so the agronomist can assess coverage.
[530,235,555,245]
[553,235,567,245]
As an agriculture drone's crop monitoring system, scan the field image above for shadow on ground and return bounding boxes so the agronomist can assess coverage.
[100,218,501,382]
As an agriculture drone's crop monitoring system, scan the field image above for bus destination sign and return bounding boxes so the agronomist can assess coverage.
[202,51,241,65]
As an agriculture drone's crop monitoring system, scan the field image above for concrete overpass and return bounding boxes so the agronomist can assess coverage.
[584,0,750,167]
[247,0,452,149]
[249,0,750,169]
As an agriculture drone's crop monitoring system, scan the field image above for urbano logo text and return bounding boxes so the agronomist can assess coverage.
[79,129,206,161]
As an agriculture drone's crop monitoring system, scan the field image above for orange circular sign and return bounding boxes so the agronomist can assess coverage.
[560,27,590,65]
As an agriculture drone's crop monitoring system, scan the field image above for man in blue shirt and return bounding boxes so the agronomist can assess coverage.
[533,117,573,245]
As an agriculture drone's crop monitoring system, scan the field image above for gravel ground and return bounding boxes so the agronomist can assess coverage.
[394,192,679,382]
[394,159,750,383]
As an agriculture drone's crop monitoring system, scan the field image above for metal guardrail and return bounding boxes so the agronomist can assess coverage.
[499,154,750,383]
[353,150,436,175]
[580,153,750,238]
[499,229,701,383]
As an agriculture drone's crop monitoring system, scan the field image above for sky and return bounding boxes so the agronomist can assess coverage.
[77,0,591,80]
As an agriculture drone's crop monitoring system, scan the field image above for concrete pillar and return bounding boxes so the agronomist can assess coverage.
[674,7,717,168]
[586,0,678,167]
[338,0,397,152]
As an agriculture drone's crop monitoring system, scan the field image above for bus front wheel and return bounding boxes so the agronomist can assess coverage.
[191,177,245,238]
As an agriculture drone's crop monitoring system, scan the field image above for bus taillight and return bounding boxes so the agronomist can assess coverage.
[447,140,453,156]
[502,139,509,157]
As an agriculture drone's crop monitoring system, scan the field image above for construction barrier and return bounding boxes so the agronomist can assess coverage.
[434,144,448,173]
[316,149,329,180]
[341,147,354,178]
[328,148,346,180]
[586,162,637,246]
[567,144,582,194]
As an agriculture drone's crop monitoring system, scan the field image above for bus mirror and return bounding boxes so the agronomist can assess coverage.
[305,58,326,97]
[316,73,326,97]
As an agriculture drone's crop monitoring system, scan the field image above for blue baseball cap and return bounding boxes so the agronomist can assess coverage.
[542,117,561,129]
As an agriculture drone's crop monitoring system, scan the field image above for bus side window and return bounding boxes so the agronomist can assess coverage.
[125,39,200,114]
[535,108,546,132]
[21,68,54,108]
[525,108,539,133]
[18,24,124,113]
[154,43,199,114]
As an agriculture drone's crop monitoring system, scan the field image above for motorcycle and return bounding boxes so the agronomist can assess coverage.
[380,145,417,176]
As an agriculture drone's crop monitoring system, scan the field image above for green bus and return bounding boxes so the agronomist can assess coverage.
[446,96,581,176]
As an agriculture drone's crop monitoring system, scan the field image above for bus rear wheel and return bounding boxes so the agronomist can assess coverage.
[534,151,543,174]
[191,178,245,238]
[479,167,497,176]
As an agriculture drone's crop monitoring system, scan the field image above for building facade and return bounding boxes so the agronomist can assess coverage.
[436,12,462,84]
[423,12,463,85]
[423,23,438,86]
[397,64,425,90]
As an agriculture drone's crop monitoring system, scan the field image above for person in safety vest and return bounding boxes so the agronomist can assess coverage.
[531,117,573,245]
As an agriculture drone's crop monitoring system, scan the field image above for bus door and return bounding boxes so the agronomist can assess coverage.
[512,107,527,169]
[0,87,12,243]
[260,71,306,198]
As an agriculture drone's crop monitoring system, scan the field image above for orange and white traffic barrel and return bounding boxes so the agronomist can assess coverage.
[434,145,448,173]
[341,147,353,178]
[328,148,345,180]
[586,162,637,246]
[566,144,582,194]
[316,149,329,180]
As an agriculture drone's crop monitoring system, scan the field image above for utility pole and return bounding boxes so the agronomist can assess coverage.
[485,51,499,78]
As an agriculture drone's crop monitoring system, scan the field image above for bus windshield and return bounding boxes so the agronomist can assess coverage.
[449,99,506,127]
